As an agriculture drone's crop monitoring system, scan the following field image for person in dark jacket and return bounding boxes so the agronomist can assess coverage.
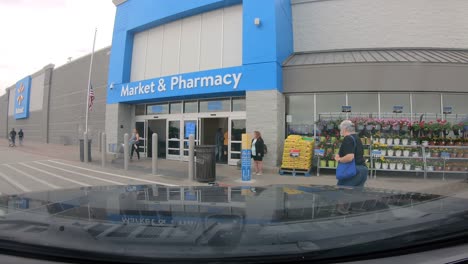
[18,129,24,146]
[251,131,265,175]
[9,128,17,147]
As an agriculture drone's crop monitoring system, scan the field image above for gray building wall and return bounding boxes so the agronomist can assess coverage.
[105,103,134,153]
[6,65,54,143]
[283,63,468,93]
[246,90,285,168]
[0,92,8,138]
[48,47,110,147]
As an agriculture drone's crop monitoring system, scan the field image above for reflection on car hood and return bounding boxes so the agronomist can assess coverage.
[0,184,467,262]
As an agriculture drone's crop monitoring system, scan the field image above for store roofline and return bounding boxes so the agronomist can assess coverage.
[112,0,127,7]
[284,48,468,67]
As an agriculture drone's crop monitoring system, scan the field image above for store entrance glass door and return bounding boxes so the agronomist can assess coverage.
[182,119,199,160]
[228,119,246,165]
[167,119,181,160]
[135,121,146,158]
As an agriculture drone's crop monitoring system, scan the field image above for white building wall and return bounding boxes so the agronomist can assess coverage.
[292,0,468,52]
[130,4,243,82]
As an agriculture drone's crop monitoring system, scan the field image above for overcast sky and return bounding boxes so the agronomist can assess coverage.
[0,0,116,94]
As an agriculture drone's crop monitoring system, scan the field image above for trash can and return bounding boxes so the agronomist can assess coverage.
[80,139,92,162]
[194,145,216,182]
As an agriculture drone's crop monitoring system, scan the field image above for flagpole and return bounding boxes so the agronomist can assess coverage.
[85,28,97,133]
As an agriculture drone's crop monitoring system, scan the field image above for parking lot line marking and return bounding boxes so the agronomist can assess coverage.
[34,161,125,186]
[0,171,31,193]
[47,160,177,187]
[3,164,60,189]
[19,163,90,187]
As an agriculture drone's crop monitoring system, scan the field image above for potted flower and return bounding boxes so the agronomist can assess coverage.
[381,120,391,131]
[396,160,404,170]
[401,135,409,146]
[456,150,464,158]
[389,160,397,170]
[387,145,395,156]
[414,160,424,171]
[400,119,411,132]
[450,149,457,158]
[445,163,453,171]
[426,161,435,172]
[394,146,402,157]
[431,148,440,158]
[381,157,389,170]
[412,150,420,158]
[434,161,443,171]
[452,122,463,136]
[464,150,468,158]
[391,119,400,131]
[403,147,411,157]
[404,160,412,171]
[374,157,382,169]
[411,121,420,132]
[320,158,327,168]
[379,136,386,145]
[366,119,375,131]
[393,135,401,146]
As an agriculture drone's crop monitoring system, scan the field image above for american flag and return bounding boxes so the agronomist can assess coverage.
[88,84,95,111]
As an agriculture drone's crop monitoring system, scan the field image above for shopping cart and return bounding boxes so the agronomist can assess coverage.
[8,137,15,147]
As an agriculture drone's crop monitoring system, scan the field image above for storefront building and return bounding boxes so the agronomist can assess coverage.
[106,0,293,167]
[107,0,468,167]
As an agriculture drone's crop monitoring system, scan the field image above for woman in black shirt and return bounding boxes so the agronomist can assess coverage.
[334,120,368,187]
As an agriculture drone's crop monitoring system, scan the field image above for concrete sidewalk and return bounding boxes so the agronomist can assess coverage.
[3,139,466,194]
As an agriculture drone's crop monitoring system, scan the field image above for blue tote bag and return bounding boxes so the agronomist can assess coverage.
[336,136,357,180]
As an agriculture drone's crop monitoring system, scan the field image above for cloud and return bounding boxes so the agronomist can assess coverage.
[1,0,67,8]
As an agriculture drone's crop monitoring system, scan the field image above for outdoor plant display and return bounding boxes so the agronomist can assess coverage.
[310,117,467,176]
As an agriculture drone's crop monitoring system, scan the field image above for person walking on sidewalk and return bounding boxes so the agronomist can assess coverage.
[251,131,265,175]
[18,129,24,146]
[334,120,368,187]
[9,128,17,147]
[129,128,140,160]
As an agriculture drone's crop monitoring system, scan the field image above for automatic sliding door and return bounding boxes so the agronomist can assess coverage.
[183,119,199,159]
[229,119,246,165]
[167,120,181,160]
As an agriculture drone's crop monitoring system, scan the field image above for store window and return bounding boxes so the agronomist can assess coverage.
[184,101,198,113]
[170,102,182,114]
[232,97,246,112]
[412,93,441,120]
[380,93,411,119]
[286,94,315,136]
[147,103,169,114]
[199,99,230,112]
[135,104,146,116]
[443,93,468,123]
[348,93,378,117]
[316,93,346,119]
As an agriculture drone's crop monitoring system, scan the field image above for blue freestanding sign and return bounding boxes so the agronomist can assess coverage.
[241,149,252,181]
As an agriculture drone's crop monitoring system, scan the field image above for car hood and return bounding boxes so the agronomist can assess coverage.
[0,184,467,263]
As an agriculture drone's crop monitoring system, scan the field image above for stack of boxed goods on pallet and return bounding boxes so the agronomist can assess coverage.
[281,135,315,170]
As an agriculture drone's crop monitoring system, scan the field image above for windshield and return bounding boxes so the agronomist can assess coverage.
[0,0,467,263]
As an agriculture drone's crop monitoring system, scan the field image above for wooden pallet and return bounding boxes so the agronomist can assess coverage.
[279,167,313,177]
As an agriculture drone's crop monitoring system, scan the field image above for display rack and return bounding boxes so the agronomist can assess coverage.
[423,145,468,180]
